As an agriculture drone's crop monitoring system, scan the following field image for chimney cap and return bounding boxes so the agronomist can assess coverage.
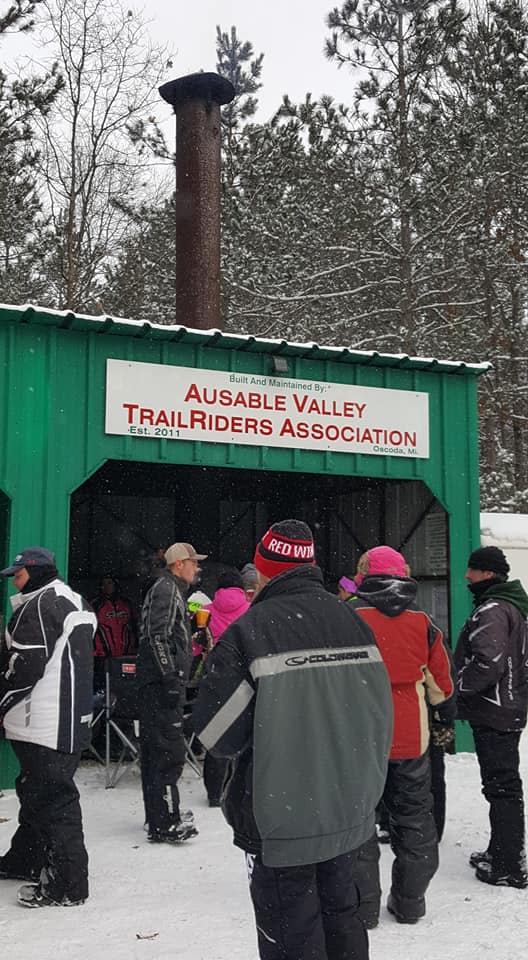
[159,72,235,110]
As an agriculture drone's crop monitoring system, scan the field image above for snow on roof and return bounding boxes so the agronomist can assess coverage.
[0,302,491,375]
[481,512,528,549]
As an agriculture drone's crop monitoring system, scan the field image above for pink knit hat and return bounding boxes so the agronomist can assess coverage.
[367,546,406,577]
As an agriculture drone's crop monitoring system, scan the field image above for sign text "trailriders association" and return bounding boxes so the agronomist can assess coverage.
[105,361,429,459]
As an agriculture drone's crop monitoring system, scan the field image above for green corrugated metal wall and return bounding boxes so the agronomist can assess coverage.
[0,305,485,774]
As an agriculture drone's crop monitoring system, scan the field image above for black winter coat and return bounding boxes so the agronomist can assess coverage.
[455,580,528,731]
[137,569,192,689]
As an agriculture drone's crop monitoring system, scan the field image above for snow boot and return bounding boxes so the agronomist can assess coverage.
[469,849,492,869]
[17,883,86,908]
[387,892,425,924]
[147,821,198,844]
[475,862,528,889]
[144,809,195,832]
[358,894,380,930]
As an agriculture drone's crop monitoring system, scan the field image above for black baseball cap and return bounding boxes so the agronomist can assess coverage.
[0,546,56,577]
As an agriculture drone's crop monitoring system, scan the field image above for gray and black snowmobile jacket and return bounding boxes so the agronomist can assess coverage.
[193,565,393,868]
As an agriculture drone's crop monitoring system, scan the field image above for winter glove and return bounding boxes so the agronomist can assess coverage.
[430,720,455,750]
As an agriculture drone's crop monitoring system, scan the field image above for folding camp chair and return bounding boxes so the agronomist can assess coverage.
[183,683,203,777]
[90,656,140,788]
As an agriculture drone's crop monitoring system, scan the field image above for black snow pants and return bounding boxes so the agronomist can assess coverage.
[472,725,525,875]
[355,752,439,921]
[138,682,186,831]
[377,739,447,843]
[429,740,446,841]
[352,835,381,927]
[1,740,88,901]
[246,850,369,960]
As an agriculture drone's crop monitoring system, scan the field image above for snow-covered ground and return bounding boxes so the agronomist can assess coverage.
[1,741,527,960]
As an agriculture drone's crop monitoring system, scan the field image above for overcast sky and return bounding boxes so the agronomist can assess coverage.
[2,1,356,124]
[143,0,356,120]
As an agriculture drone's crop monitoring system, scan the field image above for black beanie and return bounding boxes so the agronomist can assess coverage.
[467,546,510,579]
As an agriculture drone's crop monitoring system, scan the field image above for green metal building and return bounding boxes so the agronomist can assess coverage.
[0,303,488,784]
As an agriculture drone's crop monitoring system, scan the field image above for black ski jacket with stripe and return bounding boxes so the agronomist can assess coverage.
[193,565,393,867]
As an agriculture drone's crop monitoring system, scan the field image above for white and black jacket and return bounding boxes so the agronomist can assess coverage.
[0,579,96,752]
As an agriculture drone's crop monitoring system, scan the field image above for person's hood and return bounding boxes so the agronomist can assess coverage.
[478,579,528,617]
[207,587,248,616]
[356,574,418,617]
[205,587,250,641]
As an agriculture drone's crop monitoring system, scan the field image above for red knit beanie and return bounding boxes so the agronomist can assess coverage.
[254,520,315,580]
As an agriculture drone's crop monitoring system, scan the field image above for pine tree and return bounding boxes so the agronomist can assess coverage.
[216,26,387,345]
[0,0,62,303]
[104,194,176,322]
[216,25,264,134]
[440,0,528,509]
[325,0,467,351]
[0,144,50,303]
[221,95,387,345]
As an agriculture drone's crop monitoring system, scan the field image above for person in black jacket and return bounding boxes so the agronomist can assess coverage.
[193,520,393,960]
[455,546,528,888]
[0,546,96,908]
[137,541,206,844]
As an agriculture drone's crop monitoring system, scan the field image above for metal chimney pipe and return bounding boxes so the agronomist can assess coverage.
[159,72,235,331]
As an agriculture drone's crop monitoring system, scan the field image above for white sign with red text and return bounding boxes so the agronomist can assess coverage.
[105,359,429,458]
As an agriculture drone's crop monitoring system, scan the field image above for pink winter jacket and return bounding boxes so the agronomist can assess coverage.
[204,587,250,643]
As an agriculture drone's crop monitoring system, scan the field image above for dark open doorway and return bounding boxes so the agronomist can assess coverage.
[69,461,449,635]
